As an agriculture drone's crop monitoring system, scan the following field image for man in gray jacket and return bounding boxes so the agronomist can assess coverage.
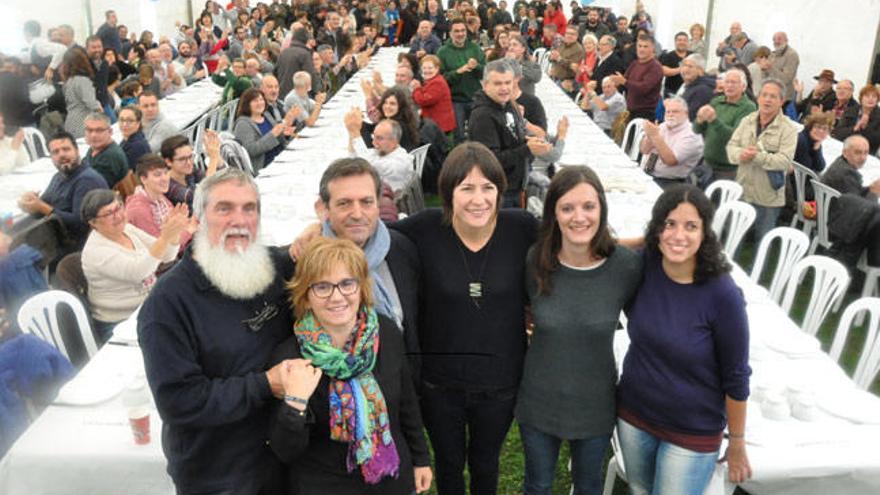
[138,91,179,152]
[769,32,799,104]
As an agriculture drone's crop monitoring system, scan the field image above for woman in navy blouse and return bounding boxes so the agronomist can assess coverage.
[616,185,752,494]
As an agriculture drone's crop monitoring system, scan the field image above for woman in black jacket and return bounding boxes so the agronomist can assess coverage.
[269,237,433,495]
[832,84,880,154]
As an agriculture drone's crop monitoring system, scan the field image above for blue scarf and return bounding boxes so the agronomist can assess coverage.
[322,220,400,326]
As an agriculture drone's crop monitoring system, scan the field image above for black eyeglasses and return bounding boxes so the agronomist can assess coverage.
[309,278,359,298]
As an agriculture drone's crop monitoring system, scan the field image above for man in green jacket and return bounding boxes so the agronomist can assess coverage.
[693,68,756,181]
[211,57,253,103]
[437,18,486,142]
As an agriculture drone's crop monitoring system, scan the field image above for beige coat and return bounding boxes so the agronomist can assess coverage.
[768,45,799,101]
[726,110,798,207]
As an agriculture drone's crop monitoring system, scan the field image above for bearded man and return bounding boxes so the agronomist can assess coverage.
[138,168,296,495]
[638,96,704,189]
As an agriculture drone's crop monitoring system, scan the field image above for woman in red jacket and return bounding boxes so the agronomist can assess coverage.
[410,55,457,135]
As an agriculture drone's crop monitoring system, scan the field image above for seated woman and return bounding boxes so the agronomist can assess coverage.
[125,154,194,253]
[833,84,880,154]
[617,185,752,494]
[411,55,456,135]
[80,189,189,342]
[118,106,151,171]
[232,87,296,173]
[516,166,642,494]
[361,87,421,151]
[160,134,221,208]
[269,236,433,494]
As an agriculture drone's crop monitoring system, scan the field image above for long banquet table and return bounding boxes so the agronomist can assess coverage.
[2,47,880,495]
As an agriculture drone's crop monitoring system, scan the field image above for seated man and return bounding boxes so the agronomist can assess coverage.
[344,110,414,193]
[820,135,880,266]
[832,79,859,126]
[584,76,626,134]
[795,69,837,121]
[639,97,704,188]
[283,71,327,131]
[139,91,180,152]
[82,112,129,189]
[17,131,108,247]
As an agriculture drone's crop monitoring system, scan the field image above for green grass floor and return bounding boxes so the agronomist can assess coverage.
[416,205,879,493]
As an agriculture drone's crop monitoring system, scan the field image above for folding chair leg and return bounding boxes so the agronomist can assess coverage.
[602,457,618,495]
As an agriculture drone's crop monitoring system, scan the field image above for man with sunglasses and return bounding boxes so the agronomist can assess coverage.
[17,130,108,247]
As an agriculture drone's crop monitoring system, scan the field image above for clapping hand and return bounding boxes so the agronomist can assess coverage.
[160,203,191,244]
[280,359,323,409]
[739,146,759,163]
[344,107,364,134]
[315,92,327,105]
[11,129,25,150]
[526,135,552,156]
[696,105,716,124]
[642,120,660,139]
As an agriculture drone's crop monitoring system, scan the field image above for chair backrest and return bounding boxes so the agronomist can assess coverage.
[534,48,549,72]
[711,200,756,256]
[22,127,49,161]
[780,255,850,336]
[409,144,431,178]
[219,137,254,176]
[829,297,880,390]
[620,118,645,162]
[750,227,811,303]
[705,180,743,208]
[810,180,841,254]
[791,161,819,214]
[395,173,426,216]
[16,290,97,361]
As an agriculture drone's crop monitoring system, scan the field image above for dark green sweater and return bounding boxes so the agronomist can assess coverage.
[85,142,129,188]
[693,94,757,171]
[437,39,485,102]
[516,246,642,439]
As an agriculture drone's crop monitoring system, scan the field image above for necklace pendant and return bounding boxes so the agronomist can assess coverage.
[469,282,482,298]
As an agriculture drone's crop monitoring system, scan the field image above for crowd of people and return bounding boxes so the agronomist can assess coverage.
[2,0,880,494]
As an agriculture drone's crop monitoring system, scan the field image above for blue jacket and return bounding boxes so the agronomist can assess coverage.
[0,245,47,315]
[39,163,109,245]
[409,33,442,55]
[121,131,152,171]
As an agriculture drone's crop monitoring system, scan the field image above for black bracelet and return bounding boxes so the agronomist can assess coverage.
[283,394,308,406]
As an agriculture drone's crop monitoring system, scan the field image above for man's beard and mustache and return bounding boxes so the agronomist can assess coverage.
[192,226,276,300]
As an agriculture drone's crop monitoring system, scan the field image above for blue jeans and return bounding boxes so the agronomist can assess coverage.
[750,204,782,244]
[520,422,610,495]
[616,419,718,495]
[452,100,473,143]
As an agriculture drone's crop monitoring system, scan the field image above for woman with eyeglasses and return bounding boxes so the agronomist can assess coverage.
[118,105,151,171]
[80,188,190,342]
[160,134,222,208]
[269,236,433,494]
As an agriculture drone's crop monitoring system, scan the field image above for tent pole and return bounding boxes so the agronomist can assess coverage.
[187,0,194,25]
[84,0,94,36]
[704,0,715,59]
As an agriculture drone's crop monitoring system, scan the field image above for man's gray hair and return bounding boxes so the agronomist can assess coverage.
[193,168,260,222]
[316,44,333,53]
[600,34,616,48]
[483,59,515,83]
[379,119,403,142]
[84,112,111,127]
[843,134,869,152]
[730,32,747,44]
[760,78,786,98]
[683,53,706,71]
[293,71,311,88]
[664,95,689,115]
[725,68,747,85]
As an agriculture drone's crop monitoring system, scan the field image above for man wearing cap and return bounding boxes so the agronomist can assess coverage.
[794,70,838,121]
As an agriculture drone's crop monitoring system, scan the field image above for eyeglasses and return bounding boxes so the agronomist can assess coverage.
[173,154,195,163]
[95,202,124,219]
[85,126,110,134]
[309,278,359,298]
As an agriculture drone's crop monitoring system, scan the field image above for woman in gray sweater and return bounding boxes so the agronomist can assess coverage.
[62,48,103,139]
[232,87,295,173]
[516,166,642,495]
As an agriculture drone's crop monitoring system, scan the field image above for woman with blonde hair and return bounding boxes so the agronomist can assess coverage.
[269,236,433,494]
[689,23,706,56]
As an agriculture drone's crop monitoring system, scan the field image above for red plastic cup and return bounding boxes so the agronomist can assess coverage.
[128,407,151,445]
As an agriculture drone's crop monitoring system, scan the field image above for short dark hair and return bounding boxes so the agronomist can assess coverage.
[160,135,192,160]
[532,166,616,295]
[438,142,507,224]
[319,158,382,204]
[85,35,102,46]
[135,153,168,179]
[449,18,467,30]
[80,189,118,223]
[118,105,142,122]
[637,34,656,45]
[675,31,689,40]
[138,90,159,102]
[48,131,77,149]
[236,87,265,118]
[644,184,730,284]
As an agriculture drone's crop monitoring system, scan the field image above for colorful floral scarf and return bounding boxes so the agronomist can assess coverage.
[293,306,400,484]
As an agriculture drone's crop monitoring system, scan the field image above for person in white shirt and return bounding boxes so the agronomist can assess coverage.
[344,108,414,192]
[639,96,704,188]
[21,20,67,81]
[0,113,29,174]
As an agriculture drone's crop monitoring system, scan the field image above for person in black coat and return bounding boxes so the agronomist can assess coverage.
[832,84,880,154]
[590,35,626,93]
[269,236,432,495]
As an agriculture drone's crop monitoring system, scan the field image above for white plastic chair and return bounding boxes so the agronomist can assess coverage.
[219,137,254,176]
[712,201,756,256]
[790,161,819,237]
[601,428,627,495]
[16,290,97,361]
[856,253,880,325]
[780,255,850,337]
[21,127,48,161]
[705,180,742,209]
[409,144,431,179]
[620,118,645,162]
[533,48,549,73]
[750,227,811,303]
[828,297,880,390]
[808,181,841,255]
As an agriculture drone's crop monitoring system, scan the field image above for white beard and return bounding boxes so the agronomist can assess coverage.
[192,227,276,300]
